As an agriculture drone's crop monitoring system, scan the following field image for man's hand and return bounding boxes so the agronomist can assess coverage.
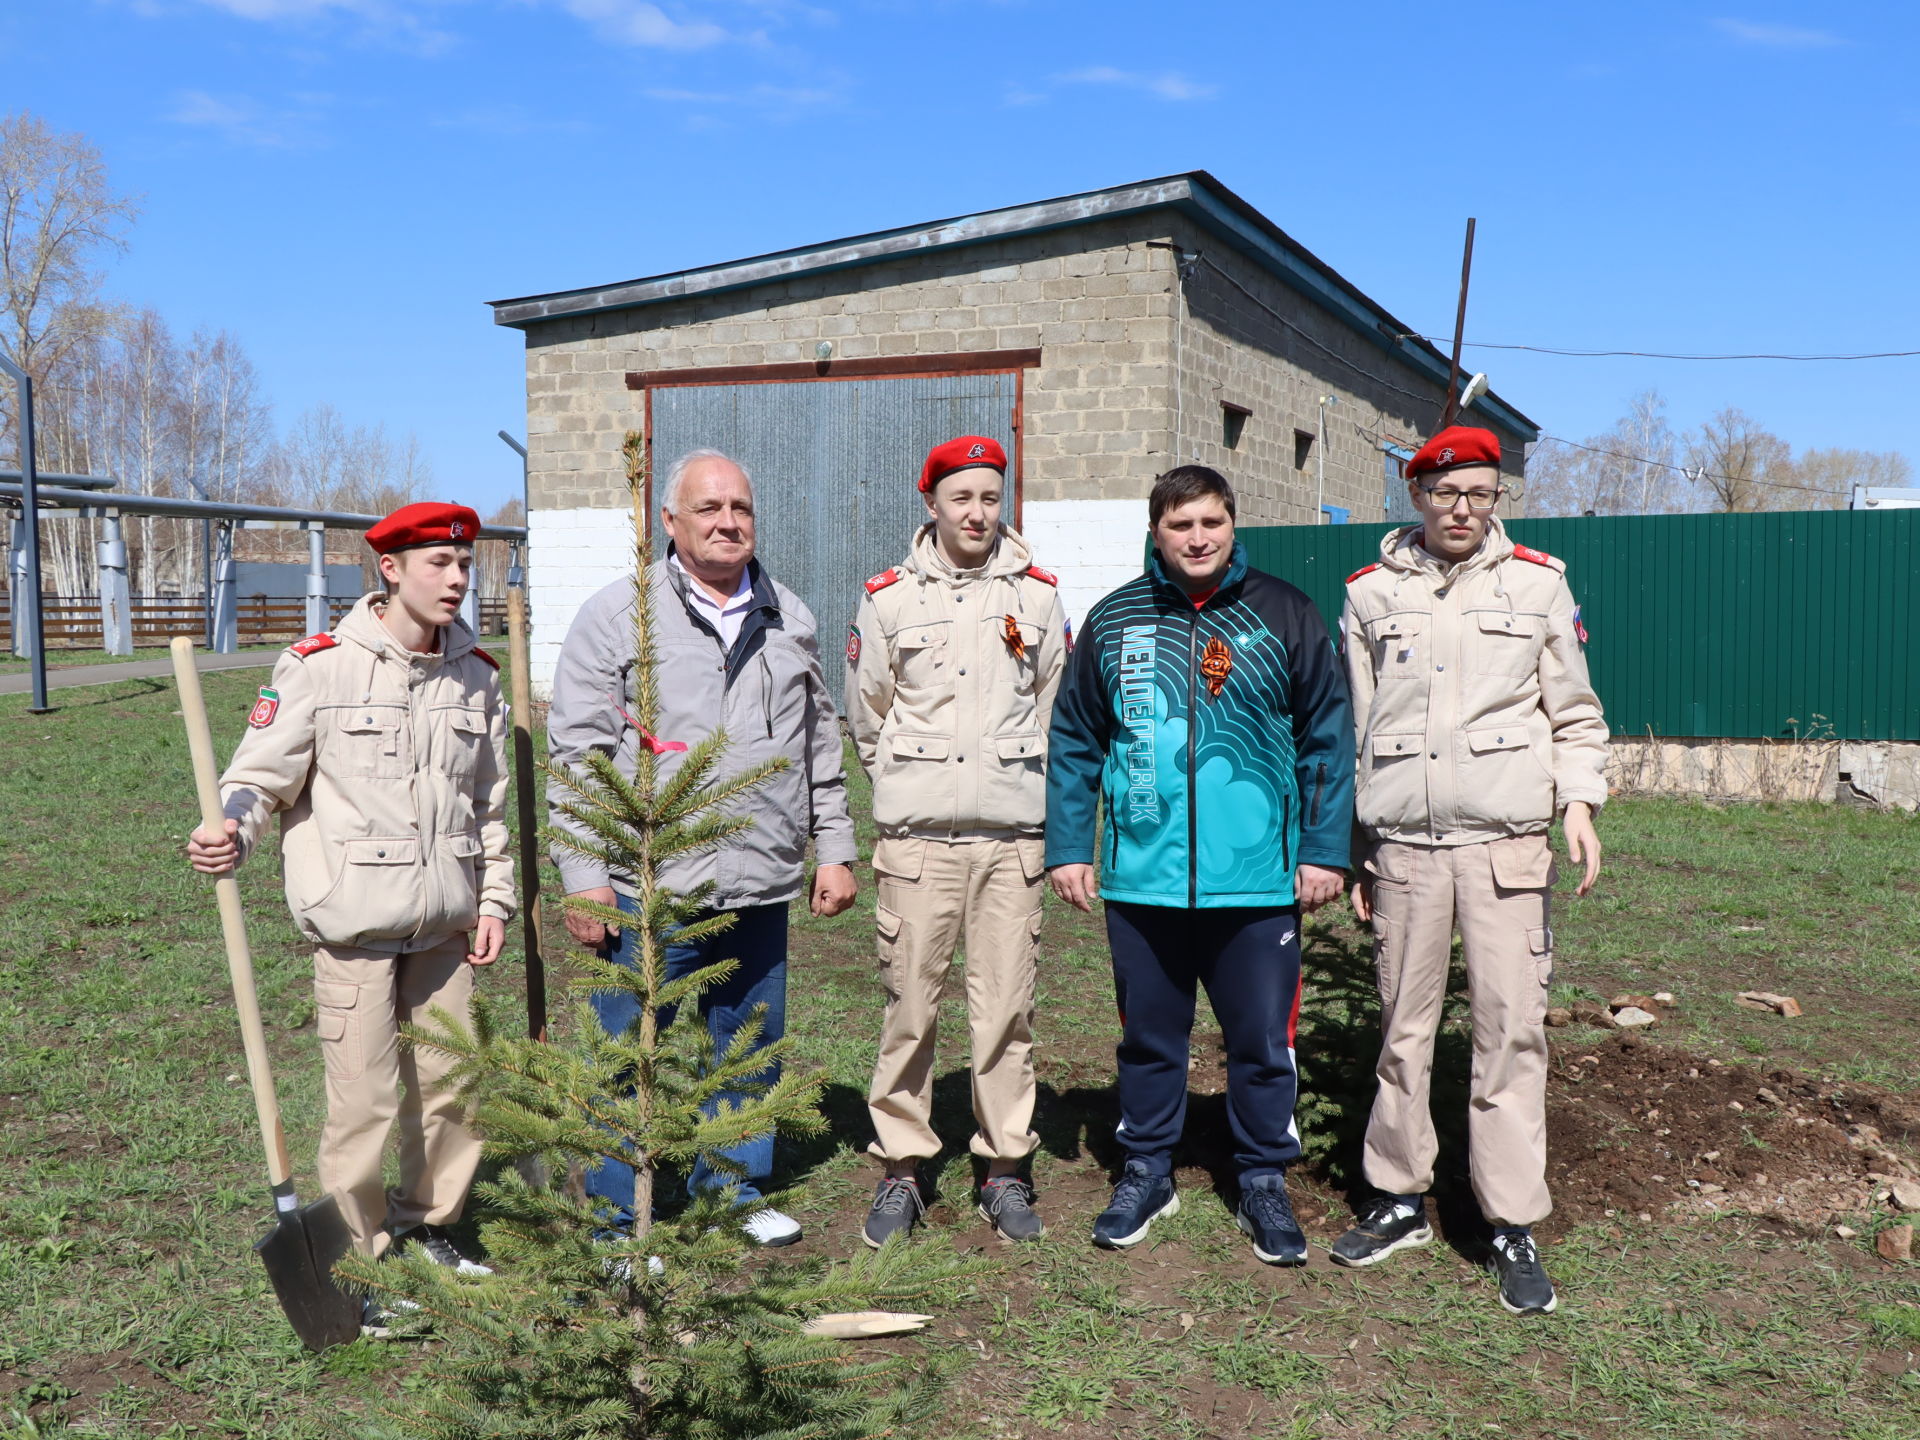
[1564,801,1603,896]
[188,818,241,876]
[468,916,505,966]
[565,885,620,950]
[1049,863,1098,914]
[810,863,857,918]
[1349,876,1373,925]
[1295,864,1345,914]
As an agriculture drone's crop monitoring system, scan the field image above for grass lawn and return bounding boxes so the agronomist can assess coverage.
[2,658,1917,1438]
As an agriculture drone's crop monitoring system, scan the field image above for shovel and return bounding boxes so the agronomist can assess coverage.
[172,637,361,1351]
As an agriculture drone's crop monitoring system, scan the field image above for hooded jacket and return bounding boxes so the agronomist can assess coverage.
[546,553,857,908]
[219,593,515,952]
[1045,542,1354,909]
[845,523,1069,838]
[1341,516,1609,845]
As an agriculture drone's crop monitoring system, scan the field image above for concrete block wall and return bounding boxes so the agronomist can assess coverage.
[1163,214,1527,528]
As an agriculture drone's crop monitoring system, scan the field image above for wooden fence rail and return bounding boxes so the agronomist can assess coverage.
[0,596,508,650]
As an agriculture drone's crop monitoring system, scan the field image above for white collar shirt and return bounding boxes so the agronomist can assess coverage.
[671,554,756,650]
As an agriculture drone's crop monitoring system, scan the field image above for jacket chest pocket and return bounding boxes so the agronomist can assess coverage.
[435,706,488,778]
[891,620,952,688]
[321,704,411,778]
[1365,613,1426,677]
[1469,610,1542,676]
[989,617,1043,692]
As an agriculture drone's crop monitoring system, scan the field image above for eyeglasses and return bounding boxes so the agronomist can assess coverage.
[1418,484,1504,512]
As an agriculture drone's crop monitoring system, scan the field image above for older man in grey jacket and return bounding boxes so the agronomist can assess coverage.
[549,448,858,1246]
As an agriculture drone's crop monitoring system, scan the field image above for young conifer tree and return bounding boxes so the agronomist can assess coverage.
[340,449,968,1440]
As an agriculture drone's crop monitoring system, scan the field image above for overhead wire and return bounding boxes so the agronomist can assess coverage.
[1397,335,1920,362]
[1533,433,1844,501]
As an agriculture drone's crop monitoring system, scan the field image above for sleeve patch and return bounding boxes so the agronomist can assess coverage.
[288,632,338,658]
[248,687,280,728]
[1512,545,1558,568]
[864,568,901,595]
[846,625,861,666]
[471,646,500,671]
[1024,564,1059,586]
[1345,562,1382,584]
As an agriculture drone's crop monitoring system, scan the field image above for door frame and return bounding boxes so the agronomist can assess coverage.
[625,348,1040,529]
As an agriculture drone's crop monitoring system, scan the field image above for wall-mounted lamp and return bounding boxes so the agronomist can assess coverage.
[815,341,833,361]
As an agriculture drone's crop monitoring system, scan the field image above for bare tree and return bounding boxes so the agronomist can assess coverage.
[1781,447,1914,511]
[1523,389,1694,516]
[1686,407,1791,513]
[0,110,139,423]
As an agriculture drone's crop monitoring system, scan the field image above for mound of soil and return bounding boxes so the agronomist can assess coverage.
[1544,1034,1920,1229]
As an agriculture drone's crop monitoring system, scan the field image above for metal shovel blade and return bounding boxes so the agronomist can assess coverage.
[255,1191,361,1351]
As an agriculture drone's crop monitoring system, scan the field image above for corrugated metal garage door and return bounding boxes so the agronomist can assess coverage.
[648,373,1018,670]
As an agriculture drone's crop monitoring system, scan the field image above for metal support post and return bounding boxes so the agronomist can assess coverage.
[460,550,481,635]
[305,528,329,635]
[212,520,238,654]
[98,514,132,655]
[9,514,27,660]
[1,355,49,710]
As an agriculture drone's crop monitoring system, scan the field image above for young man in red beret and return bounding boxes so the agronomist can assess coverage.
[186,501,514,1335]
[846,436,1069,1245]
[1335,427,1607,1315]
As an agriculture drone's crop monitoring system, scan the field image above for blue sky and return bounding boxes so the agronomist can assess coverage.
[8,1,1917,512]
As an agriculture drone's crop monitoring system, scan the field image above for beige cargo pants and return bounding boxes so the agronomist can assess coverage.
[312,934,484,1256]
[866,835,1045,1166]
[1361,835,1557,1228]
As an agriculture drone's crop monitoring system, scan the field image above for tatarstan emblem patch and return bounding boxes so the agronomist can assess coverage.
[249,687,280,728]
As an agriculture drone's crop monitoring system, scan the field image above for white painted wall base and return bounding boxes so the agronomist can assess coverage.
[1019,498,1151,630]
[527,507,638,699]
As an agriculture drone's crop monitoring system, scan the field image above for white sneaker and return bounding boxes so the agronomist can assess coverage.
[743,1208,802,1247]
[600,1250,667,1282]
[395,1224,494,1277]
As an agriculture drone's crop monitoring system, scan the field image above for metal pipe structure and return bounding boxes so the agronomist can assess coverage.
[0,355,49,711]
[0,470,115,489]
[99,514,132,655]
[305,529,328,635]
[0,482,525,540]
[1440,217,1476,431]
[212,520,238,654]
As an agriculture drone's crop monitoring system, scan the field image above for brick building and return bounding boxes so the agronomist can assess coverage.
[490,172,1538,696]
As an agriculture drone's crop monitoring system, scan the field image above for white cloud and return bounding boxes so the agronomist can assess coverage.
[641,79,847,125]
[166,88,333,147]
[560,0,730,48]
[175,0,455,53]
[429,103,594,135]
[1712,18,1846,48]
[1055,66,1218,101]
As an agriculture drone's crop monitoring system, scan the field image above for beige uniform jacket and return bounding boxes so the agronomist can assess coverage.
[219,594,515,952]
[1341,517,1608,846]
[846,524,1069,838]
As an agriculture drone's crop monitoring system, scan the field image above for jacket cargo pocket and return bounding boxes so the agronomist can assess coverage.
[441,832,484,921]
[302,838,419,946]
[1488,833,1557,891]
[438,707,488,778]
[314,980,363,1082]
[1365,613,1425,675]
[324,704,411,779]
[891,620,951,688]
[872,836,927,884]
[1470,608,1543,676]
[1360,736,1428,831]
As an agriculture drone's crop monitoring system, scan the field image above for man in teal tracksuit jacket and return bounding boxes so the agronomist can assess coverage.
[1046,465,1353,1261]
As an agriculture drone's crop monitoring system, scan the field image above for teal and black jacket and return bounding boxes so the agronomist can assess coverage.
[1044,543,1354,908]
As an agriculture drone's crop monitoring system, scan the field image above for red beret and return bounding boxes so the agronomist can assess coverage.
[366,502,482,554]
[1404,426,1501,480]
[920,435,1007,494]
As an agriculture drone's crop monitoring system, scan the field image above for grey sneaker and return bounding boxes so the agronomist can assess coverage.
[392,1223,493,1277]
[1489,1229,1557,1315]
[1329,1195,1433,1268]
[978,1176,1045,1241]
[862,1176,925,1248]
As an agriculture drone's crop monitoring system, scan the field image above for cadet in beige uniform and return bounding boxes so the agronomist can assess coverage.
[186,502,513,1332]
[847,436,1068,1245]
[1333,427,1607,1316]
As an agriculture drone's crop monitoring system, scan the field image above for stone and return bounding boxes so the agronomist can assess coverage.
[1737,991,1803,1017]
[1613,1006,1658,1028]
[1755,1088,1781,1105]
[1834,1225,1857,1239]
[1610,993,1661,1013]
[1571,1003,1616,1028]
[1877,1225,1914,1263]
[1545,1007,1573,1027]
[1892,1181,1920,1212]
[1653,992,1677,1006]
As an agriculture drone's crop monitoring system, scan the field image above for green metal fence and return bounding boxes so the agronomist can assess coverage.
[1239,510,1920,742]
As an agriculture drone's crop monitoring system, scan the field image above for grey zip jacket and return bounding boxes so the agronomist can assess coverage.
[547,552,858,907]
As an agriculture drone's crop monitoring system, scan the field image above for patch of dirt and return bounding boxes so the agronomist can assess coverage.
[1544,1034,1920,1230]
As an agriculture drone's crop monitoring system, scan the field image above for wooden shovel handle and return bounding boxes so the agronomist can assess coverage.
[171,637,294,1191]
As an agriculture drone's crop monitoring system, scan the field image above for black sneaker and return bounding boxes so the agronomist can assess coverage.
[978,1177,1046,1242]
[1329,1195,1433,1268]
[1236,1172,1307,1266]
[1092,1161,1179,1249]
[359,1294,421,1339]
[1489,1230,1557,1315]
[862,1176,925,1248]
[392,1223,493,1277]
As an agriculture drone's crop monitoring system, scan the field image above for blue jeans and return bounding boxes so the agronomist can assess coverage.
[584,898,790,1222]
